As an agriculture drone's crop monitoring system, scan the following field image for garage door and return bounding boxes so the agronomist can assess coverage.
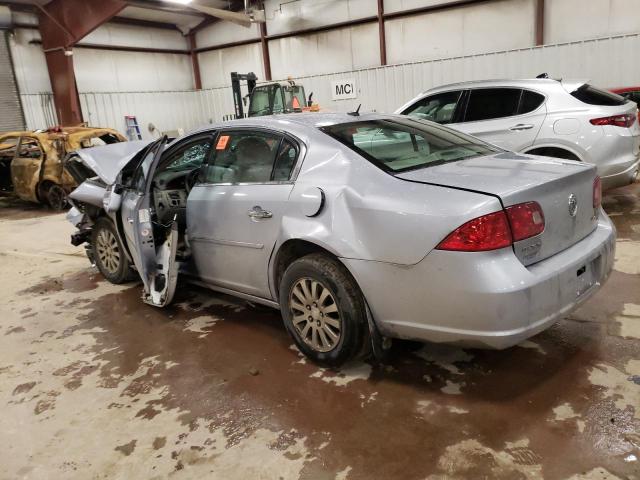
[0,30,25,132]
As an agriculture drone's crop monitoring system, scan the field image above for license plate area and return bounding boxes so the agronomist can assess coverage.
[575,255,601,298]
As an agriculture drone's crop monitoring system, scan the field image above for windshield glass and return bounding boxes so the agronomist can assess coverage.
[321,118,499,173]
[249,85,279,116]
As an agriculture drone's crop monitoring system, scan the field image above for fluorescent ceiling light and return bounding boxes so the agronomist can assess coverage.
[164,0,193,4]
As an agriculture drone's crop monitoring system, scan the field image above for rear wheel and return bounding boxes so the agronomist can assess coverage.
[45,183,67,210]
[91,218,135,284]
[279,253,369,366]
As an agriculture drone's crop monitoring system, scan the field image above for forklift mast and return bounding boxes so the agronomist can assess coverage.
[230,71,258,119]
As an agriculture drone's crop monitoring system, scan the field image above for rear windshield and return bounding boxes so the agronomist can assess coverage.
[571,84,627,106]
[321,118,499,173]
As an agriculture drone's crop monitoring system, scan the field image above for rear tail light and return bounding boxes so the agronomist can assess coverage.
[589,113,635,128]
[436,202,545,252]
[593,176,602,209]
[505,202,545,241]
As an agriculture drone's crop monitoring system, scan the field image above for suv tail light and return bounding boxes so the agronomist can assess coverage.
[436,202,545,252]
[593,176,602,209]
[589,114,636,128]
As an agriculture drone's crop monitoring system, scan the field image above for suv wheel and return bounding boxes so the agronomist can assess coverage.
[279,253,369,366]
[91,218,135,284]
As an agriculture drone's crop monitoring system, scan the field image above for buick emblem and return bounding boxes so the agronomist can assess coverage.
[568,193,578,217]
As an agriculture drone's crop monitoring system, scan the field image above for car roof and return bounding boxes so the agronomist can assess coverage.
[191,112,401,134]
[421,77,588,95]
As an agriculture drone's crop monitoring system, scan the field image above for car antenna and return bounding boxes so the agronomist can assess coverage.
[536,73,549,79]
[347,104,361,116]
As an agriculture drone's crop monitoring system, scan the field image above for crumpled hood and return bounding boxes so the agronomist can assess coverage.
[74,140,152,184]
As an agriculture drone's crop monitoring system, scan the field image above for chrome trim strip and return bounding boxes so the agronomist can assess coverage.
[189,236,264,249]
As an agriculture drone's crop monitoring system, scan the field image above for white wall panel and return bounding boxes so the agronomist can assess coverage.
[8,29,51,94]
[73,49,193,93]
[198,43,265,88]
[20,93,57,130]
[196,21,260,48]
[80,90,211,139]
[269,23,379,79]
[265,0,376,35]
[545,0,640,44]
[383,0,458,13]
[285,32,640,116]
[81,23,188,50]
[385,0,535,64]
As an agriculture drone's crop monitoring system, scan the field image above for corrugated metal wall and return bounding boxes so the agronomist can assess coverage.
[0,31,25,131]
[19,32,640,136]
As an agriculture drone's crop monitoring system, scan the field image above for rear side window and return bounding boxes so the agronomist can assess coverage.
[571,84,626,106]
[519,90,545,114]
[206,131,294,184]
[464,88,521,122]
[402,91,462,124]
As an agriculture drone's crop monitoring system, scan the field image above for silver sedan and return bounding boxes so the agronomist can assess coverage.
[65,113,616,366]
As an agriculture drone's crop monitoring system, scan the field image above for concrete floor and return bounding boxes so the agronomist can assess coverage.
[0,186,639,480]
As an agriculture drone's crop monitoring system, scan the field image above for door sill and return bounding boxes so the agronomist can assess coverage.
[183,274,280,310]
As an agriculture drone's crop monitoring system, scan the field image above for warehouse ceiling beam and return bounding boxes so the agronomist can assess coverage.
[36,0,127,126]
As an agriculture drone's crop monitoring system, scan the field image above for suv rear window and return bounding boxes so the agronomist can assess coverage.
[571,84,626,106]
[321,118,499,173]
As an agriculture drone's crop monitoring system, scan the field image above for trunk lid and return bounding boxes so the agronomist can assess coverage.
[396,152,598,266]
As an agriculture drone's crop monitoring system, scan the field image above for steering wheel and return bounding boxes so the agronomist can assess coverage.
[185,168,200,194]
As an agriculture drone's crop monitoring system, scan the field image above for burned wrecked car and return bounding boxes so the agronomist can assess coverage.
[0,126,126,209]
[67,113,615,366]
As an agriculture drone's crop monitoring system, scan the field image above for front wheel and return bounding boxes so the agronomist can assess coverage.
[91,218,135,284]
[279,253,369,366]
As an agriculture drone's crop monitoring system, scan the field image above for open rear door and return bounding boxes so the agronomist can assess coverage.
[119,136,179,307]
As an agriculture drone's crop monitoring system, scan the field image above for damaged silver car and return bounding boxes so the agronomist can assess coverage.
[66,113,616,366]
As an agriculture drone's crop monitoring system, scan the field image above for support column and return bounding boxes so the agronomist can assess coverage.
[535,0,545,46]
[188,33,202,90]
[260,21,272,81]
[377,0,387,66]
[37,0,127,125]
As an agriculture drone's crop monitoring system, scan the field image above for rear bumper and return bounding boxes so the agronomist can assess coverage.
[342,213,616,349]
[601,157,639,190]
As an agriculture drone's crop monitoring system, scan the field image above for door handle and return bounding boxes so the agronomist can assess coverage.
[248,206,273,219]
[509,124,535,131]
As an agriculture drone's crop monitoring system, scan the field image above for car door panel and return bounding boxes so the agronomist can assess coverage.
[11,136,44,202]
[187,130,298,299]
[188,184,293,299]
[118,137,179,307]
[453,88,547,151]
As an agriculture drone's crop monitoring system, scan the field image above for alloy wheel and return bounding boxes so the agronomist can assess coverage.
[96,229,121,274]
[289,277,342,352]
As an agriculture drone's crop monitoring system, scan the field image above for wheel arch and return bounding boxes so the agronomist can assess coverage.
[270,238,353,299]
[522,144,583,161]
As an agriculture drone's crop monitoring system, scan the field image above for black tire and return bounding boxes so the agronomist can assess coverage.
[45,183,68,210]
[91,217,135,284]
[279,253,370,366]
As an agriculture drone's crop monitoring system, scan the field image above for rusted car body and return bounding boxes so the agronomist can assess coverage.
[0,127,126,209]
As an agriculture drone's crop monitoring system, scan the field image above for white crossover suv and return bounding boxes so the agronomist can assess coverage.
[396,78,640,190]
